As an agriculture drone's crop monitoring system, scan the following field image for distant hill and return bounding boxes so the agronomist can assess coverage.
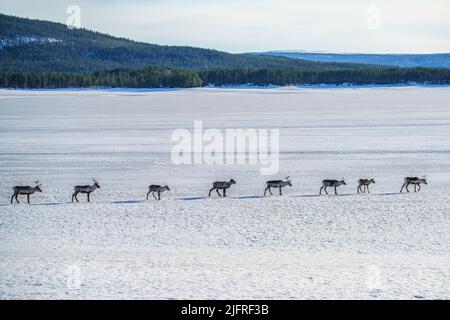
[0,14,363,73]
[252,51,450,69]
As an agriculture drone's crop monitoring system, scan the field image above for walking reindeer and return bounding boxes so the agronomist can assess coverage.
[209,179,236,197]
[400,176,427,193]
[72,179,101,202]
[357,178,375,194]
[11,181,42,204]
[147,184,170,200]
[264,177,292,196]
[320,179,346,195]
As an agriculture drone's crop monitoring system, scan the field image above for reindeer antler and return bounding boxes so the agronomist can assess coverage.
[286,176,291,181]
[34,180,41,186]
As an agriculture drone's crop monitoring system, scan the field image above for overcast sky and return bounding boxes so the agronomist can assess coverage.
[1,0,449,53]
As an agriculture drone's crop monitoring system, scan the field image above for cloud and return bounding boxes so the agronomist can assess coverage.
[0,0,449,53]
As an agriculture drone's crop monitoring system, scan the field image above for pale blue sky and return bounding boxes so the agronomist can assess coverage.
[1,0,449,53]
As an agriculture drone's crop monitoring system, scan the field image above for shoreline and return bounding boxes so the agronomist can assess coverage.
[2,83,450,92]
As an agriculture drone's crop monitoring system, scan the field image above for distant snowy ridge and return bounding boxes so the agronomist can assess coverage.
[251,51,450,69]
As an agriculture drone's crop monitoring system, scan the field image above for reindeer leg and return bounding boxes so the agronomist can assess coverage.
[357,185,360,194]
[216,188,222,197]
[27,194,30,204]
[158,191,161,200]
[264,186,269,196]
[152,192,157,200]
[334,186,338,195]
[279,186,282,196]
[269,188,273,195]
[75,193,79,202]
[87,193,90,202]
[146,191,150,200]
[414,184,417,192]
[11,194,15,204]
[16,195,20,204]
[367,185,370,193]
[320,186,323,195]
[400,183,405,193]
[406,184,410,193]
[418,184,421,192]
[223,188,227,197]
[209,188,215,197]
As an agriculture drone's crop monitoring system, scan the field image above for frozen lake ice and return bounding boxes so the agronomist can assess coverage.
[0,87,449,299]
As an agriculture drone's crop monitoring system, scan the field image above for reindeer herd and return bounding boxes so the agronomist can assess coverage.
[8,176,429,204]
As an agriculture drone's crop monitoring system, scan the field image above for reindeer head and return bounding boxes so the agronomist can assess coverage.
[341,178,347,185]
[422,175,428,184]
[92,179,101,188]
[34,181,42,192]
[369,178,376,184]
[230,178,236,184]
[286,176,292,187]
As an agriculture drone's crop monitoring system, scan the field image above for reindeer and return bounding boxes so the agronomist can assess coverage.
[400,176,427,193]
[357,178,375,194]
[320,179,346,195]
[72,179,100,203]
[147,185,170,200]
[264,177,292,196]
[11,181,42,204]
[209,179,236,197]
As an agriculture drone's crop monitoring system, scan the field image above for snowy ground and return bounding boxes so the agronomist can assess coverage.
[0,87,449,299]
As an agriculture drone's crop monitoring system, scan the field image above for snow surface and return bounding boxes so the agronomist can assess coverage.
[0,87,449,299]
[0,36,62,49]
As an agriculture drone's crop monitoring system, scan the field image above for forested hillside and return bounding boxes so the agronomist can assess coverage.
[0,14,357,73]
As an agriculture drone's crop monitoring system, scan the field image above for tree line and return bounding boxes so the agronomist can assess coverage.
[199,67,450,86]
[1,66,450,89]
[0,67,202,89]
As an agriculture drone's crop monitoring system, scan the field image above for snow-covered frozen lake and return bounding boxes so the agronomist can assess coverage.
[0,87,449,299]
